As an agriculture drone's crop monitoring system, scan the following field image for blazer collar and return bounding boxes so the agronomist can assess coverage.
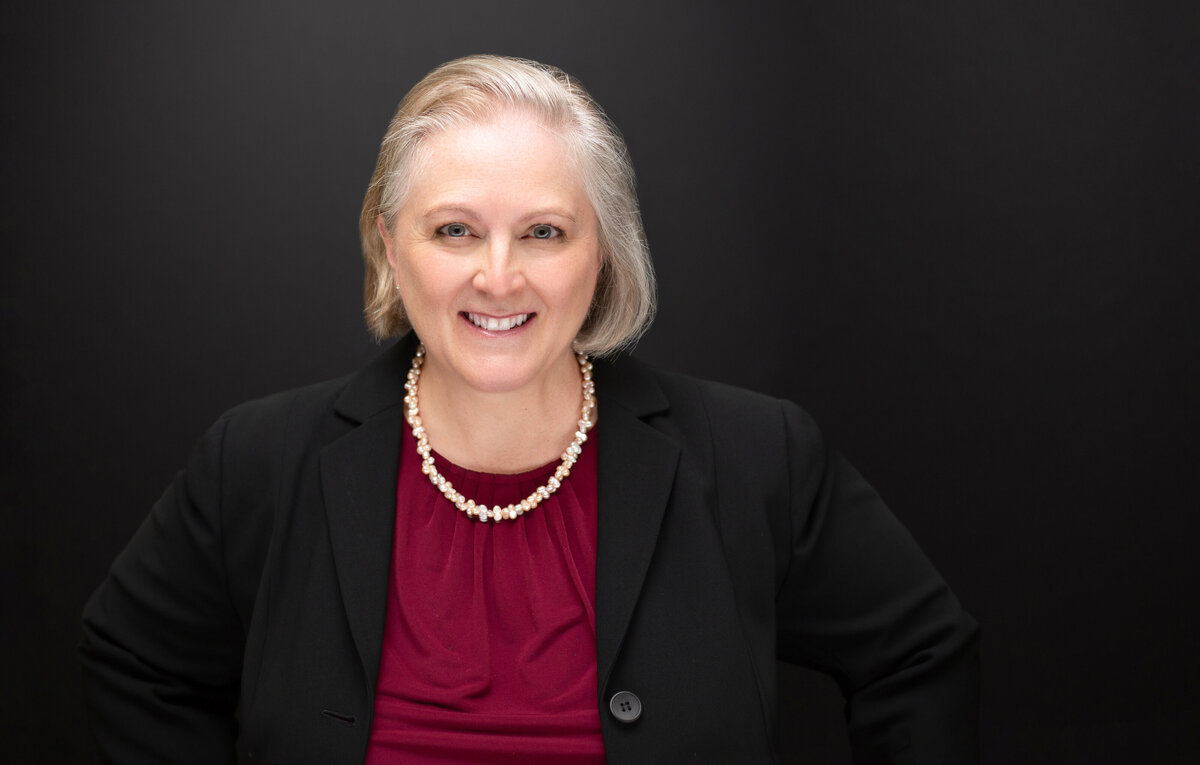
[319,334,681,698]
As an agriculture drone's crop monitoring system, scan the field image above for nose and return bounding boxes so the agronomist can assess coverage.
[472,237,525,297]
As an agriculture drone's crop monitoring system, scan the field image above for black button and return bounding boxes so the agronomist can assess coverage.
[609,690,642,723]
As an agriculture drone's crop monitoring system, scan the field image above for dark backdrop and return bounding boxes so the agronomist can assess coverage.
[3,1,1197,763]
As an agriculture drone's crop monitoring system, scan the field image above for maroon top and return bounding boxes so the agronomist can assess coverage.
[363,421,605,764]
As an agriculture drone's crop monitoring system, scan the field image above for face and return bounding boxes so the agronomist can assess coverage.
[379,111,602,396]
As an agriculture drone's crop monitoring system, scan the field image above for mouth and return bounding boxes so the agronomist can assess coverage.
[464,312,533,332]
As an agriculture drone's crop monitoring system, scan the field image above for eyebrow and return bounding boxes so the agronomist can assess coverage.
[421,206,478,223]
[420,206,579,224]
[523,207,578,223]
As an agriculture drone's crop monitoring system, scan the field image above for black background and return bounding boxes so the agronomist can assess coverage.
[3,1,1198,762]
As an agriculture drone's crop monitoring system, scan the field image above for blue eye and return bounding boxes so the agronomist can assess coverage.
[531,224,561,239]
[439,223,470,238]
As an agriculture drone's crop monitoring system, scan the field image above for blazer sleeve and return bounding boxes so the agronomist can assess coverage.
[79,412,243,764]
[775,401,980,764]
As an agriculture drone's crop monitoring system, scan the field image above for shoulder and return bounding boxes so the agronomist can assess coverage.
[601,353,823,447]
[210,338,414,458]
[173,374,355,528]
[605,356,832,585]
[216,374,354,447]
[177,376,350,490]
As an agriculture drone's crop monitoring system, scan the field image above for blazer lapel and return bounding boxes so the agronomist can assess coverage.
[594,355,681,691]
[319,337,416,694]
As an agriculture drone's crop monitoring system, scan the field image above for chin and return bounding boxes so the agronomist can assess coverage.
[424,328,576,394]
[452,354,543,394]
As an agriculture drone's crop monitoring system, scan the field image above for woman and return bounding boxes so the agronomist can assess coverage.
[80,55,979,763]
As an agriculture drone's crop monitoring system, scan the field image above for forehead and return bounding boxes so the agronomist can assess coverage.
[423,111,572,164]
[403,112,589,212]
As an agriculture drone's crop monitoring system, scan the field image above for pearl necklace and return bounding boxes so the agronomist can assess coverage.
[403,343,596,523]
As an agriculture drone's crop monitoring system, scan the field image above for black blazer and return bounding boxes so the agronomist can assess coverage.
[80,335,979,764]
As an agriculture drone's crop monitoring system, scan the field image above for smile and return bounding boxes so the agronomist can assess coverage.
[465,312,531,331]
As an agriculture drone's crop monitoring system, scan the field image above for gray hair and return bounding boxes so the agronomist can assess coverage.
[359,54,655,356]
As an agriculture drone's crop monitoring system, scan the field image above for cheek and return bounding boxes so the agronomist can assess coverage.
[583,264,600,301]
[393,254,446,329]
[565,259,601,316]
[583,250,603,296]
[398,249,454,300]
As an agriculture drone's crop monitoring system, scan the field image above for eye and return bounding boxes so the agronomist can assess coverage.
[530,224,562,240]
[438,223,471,238]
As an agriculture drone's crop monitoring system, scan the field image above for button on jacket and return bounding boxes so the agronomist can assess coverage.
[80,334,980,763]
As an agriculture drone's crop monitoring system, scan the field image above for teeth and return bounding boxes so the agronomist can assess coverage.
[467,313,530,331]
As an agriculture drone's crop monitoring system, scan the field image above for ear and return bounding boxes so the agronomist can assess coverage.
[377,214,399,273]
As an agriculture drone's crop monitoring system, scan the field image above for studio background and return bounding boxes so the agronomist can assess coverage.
[3,1,1197,762]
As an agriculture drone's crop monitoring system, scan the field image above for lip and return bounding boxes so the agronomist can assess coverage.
[461,311,535,336]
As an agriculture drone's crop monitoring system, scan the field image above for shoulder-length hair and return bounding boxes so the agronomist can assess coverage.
[359,54,655,356]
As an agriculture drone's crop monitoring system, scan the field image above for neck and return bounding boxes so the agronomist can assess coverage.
[414,349,593,473]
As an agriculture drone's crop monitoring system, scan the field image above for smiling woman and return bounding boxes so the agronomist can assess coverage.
[359,56,655,357]
[79,55,979,764]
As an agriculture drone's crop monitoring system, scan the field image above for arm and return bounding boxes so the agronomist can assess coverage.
[776,402,980,764]
[79,413,244,764]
